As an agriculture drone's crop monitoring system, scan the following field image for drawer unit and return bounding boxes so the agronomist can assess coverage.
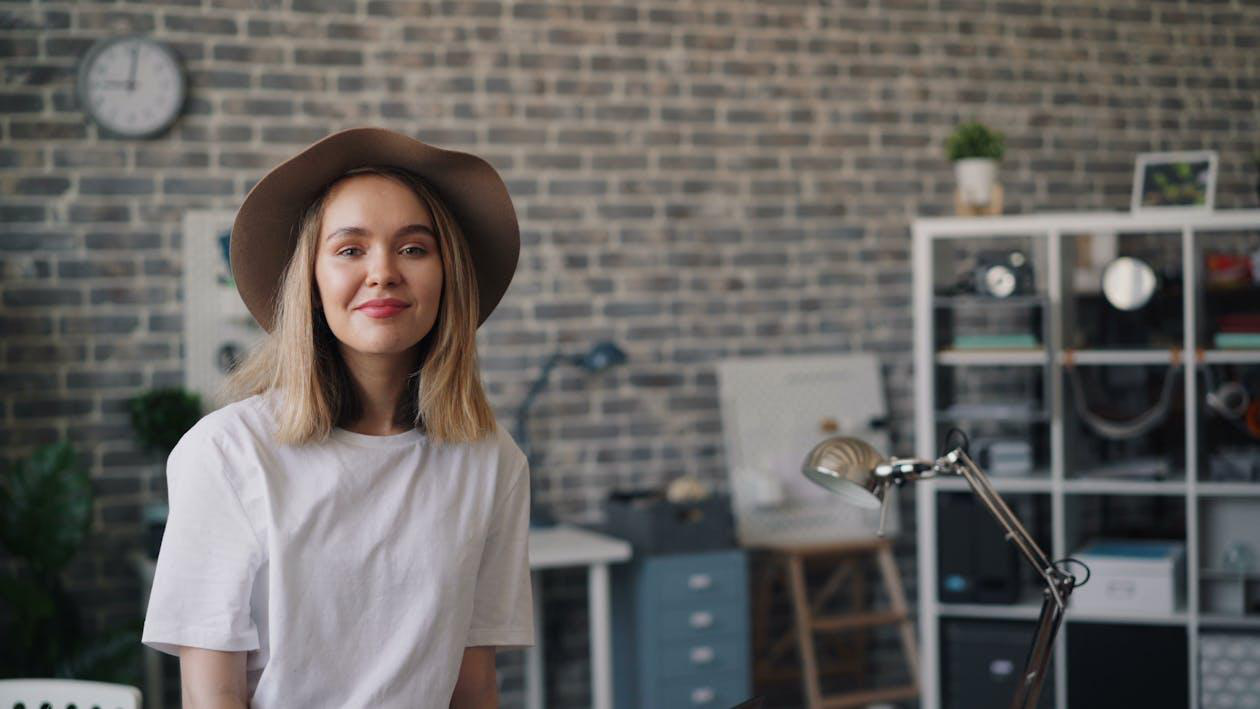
[612,549,752,708]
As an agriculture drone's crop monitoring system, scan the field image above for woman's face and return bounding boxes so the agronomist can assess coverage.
[313,174,444,361]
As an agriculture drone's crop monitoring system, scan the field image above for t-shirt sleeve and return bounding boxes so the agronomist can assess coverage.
[141,430,264,657]
[466,456,535,649]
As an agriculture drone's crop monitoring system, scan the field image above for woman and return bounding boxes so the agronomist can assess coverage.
[141,127,533,708]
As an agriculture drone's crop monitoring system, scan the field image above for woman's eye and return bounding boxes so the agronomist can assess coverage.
[335,246,428,257]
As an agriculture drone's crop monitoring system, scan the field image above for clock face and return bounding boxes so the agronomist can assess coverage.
[78,36,186,139]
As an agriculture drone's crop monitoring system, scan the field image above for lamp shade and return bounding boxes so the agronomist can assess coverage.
[800,436,887,509]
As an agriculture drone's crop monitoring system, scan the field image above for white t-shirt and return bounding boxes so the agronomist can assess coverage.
[141,391,534,707]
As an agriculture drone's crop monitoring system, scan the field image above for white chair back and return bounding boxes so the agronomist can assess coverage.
[0,679,141,709]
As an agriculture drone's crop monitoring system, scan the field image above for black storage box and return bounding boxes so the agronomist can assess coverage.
[601,491,735,555]
[943,619,1054,709]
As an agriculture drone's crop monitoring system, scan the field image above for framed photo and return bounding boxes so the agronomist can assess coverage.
[1131,150,1218,213]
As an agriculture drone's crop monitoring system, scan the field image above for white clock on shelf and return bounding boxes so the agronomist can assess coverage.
[77,34,186,139]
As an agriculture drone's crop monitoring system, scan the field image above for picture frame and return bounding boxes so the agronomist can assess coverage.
[1130,150,1218,213]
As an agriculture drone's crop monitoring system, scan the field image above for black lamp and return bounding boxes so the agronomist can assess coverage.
[515,341,627,528]
[801,436,1089,709]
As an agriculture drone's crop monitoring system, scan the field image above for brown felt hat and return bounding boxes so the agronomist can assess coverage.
[230,126,520,332]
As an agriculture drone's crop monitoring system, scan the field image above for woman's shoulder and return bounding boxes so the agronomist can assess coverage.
[445,419,527,473]
[173,392,276,460]
[489,420,528,478]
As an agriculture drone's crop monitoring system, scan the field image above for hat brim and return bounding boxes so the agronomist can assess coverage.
[230,126,520,332]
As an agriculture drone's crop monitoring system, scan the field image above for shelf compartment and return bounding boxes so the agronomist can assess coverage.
[1062,363,1187,482]
[1196,360,1260,485]
[1062,230,1185,351]
[1198,497,1260,618]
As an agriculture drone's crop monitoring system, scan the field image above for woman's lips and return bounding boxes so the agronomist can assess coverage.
[358,305,408,318]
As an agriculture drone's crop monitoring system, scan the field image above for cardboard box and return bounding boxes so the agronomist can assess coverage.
[1071,539,1186,615]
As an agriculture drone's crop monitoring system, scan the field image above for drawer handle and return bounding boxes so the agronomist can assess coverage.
[689,611,714,628]
[687,573,712,590]
[690,645,715,664]
[691,686,715,704]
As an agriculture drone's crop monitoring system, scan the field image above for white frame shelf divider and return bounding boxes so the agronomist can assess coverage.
[912,209,1260,709]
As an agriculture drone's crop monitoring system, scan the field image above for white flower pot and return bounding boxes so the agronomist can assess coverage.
[954,158,998,206]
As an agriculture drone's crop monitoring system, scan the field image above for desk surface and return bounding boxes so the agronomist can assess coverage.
[527,524,633,569]
[133,524,633,577]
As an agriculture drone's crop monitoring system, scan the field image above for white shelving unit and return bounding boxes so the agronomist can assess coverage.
[912,210,1260,709]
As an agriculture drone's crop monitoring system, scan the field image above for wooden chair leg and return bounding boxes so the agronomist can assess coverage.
[787,553,823,709]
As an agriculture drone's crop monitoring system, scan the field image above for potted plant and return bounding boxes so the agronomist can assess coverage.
[947,121,1006,207]
[129,387,203,557]
[0,441,141,682]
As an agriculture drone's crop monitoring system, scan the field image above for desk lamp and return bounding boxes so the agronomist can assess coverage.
[516,341,627,528]
[800,436,1088,709]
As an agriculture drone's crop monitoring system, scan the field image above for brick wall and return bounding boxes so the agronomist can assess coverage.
[2,1,1258,706]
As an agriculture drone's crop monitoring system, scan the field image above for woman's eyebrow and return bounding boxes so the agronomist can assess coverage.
[325,224,435,242]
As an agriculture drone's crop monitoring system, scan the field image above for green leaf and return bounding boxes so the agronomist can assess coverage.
[0,440,92,577]
[128,388,203,455]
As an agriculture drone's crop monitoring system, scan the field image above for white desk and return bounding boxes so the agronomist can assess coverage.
[526,524,633,709]
[134,525,632,709]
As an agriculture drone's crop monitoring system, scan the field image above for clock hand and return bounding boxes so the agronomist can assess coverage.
[127,43,138,91]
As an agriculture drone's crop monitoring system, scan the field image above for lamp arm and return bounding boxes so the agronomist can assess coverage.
[1009,585,1069,709]
[942,448,1077,709]
[514,350,567,459]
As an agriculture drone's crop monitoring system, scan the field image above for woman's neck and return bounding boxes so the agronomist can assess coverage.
[338,345,419,435]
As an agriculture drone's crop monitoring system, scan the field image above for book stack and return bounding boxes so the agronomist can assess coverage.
[1214,313,1260,349]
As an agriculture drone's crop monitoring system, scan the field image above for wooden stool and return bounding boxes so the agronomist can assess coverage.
[750,538,919,709]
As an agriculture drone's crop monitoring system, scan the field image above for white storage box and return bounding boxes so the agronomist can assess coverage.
[1071,539,1185,615]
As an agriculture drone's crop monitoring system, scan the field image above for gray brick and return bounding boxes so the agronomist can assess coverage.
[0,315,53,335]
[164,13,237,34]
[292,0,355,13]
[13,398,93,418]
[4,287,81,307]
[61,316,140,335]
[80,177,155,196]
[295,48,361,66]
[67,371,144,389]
[90,285,170,305]
[5,343,87,364]
[163,178,234,196]
[13,176,69,195]
[0,371,58,391]
[214,43,284,63]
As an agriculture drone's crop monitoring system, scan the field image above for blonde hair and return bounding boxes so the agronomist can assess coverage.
[218,166,498,446]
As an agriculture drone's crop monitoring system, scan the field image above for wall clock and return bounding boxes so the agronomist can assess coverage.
[77,34,187,139]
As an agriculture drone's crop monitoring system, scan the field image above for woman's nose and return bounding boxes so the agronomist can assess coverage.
[366,253,401,287]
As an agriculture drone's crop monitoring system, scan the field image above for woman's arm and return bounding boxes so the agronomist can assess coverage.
[449,646,499,709]
[179,646,250,709]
